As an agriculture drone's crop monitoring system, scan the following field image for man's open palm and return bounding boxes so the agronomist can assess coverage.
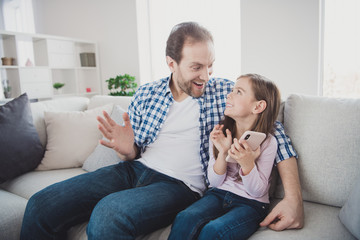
[97,111,135,156]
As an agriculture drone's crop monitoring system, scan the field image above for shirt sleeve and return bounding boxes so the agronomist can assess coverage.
[274,121,298,164]
[240,136,278,198]
[128,89,143,147]
[207,141,226,187]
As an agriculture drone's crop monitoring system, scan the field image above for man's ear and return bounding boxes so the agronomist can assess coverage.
[253,100,267,114]
[166,56,175,72]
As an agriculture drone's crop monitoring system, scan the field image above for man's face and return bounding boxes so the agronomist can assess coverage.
[169,40,215,98]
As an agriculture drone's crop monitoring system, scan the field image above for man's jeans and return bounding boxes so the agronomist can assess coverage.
[20,161,200,240]
[168,188,269,240]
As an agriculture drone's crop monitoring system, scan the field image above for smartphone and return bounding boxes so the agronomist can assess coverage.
[225,131,266,163]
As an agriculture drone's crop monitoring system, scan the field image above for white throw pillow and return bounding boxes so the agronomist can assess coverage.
[36,104,113,170]
[82,105,125,172]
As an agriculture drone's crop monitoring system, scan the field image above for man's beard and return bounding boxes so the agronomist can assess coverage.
[178,79,206,98]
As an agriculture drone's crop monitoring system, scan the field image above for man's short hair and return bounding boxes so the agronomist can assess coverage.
[166,22,213,64]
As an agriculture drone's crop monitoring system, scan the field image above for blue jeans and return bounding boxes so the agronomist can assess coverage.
[20,161,200,240]
[168,188,269,240]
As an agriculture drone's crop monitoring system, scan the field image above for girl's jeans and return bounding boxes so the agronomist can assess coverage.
[168,188,269,240]
[20,161,200,240]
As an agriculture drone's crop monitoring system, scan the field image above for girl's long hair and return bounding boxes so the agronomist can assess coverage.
[213,74,281,158]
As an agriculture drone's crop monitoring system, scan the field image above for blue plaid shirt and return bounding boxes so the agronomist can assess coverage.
[128,75,297,185]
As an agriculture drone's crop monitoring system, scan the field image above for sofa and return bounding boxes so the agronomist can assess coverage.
[0,93,359,240]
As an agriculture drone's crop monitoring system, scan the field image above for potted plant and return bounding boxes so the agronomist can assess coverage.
[2,79,11,98]
[3,86,11,98]
[106,74,137,96]
[53,82,65,94]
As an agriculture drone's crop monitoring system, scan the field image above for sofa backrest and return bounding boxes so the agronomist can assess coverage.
[30,97,89,147]
[275,94,360,207]
[87,95,133,111]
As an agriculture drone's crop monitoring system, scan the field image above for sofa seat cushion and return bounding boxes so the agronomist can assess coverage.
[249,199,356,240]
[67,199,356,240]
[67,221,172,240]
[0,190,27,240]
[144,200,356,240]
[0,168,86,200]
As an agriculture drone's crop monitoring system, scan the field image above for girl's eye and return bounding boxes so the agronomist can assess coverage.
[237,90,242,95]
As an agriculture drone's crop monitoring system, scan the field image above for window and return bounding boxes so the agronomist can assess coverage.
[1,0,35,32]
[136,0,241,85]
[322,0,360,98]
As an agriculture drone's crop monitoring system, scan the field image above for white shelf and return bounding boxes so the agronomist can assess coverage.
[0,30,102,100]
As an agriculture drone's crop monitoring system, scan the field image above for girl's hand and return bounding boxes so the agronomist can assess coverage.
[210,124,232,155]
[227,138,261,175]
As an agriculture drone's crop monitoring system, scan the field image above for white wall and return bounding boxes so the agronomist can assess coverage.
[32,0,322,97]
[241,0,321,98]
[32,0,140,94]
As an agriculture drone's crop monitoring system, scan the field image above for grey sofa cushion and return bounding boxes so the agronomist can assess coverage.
[249,200,355,240]
[339,176,360,239]
[82,105,125,172]
[66,200,356,240]
[0,93,44,183]
[277,94,360,207]
[0,190,27,240]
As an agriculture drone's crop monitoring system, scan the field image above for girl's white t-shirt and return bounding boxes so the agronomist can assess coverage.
[139,97,205,194]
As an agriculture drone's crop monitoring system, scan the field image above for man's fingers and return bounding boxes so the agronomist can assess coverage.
[268,220,288,231]
[98,124,112,140]
[259,209,289,231]
[103,111,117,127]
[99,139,113,149]
[260,210,277,227]
[97,115,112,133]
[122,112,131,128]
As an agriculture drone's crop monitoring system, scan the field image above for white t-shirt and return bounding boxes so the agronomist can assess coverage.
[139,97,205,194]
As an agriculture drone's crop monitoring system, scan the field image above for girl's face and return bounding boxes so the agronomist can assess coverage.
[224,77,258,120]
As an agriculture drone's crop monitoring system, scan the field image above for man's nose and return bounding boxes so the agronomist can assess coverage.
[200,67,211,82]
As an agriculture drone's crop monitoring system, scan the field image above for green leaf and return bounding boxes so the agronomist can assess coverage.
[105,73,137,96]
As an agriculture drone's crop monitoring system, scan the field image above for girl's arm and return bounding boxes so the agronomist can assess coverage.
[240,136,278,198]
[207,141,227,187]
[207,125,232,187]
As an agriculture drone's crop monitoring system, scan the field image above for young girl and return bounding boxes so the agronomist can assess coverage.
[168,74,281,240]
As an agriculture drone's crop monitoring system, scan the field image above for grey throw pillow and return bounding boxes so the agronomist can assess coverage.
[82,105,125,172]
[0,93,44,183]
[339,176,360,239]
